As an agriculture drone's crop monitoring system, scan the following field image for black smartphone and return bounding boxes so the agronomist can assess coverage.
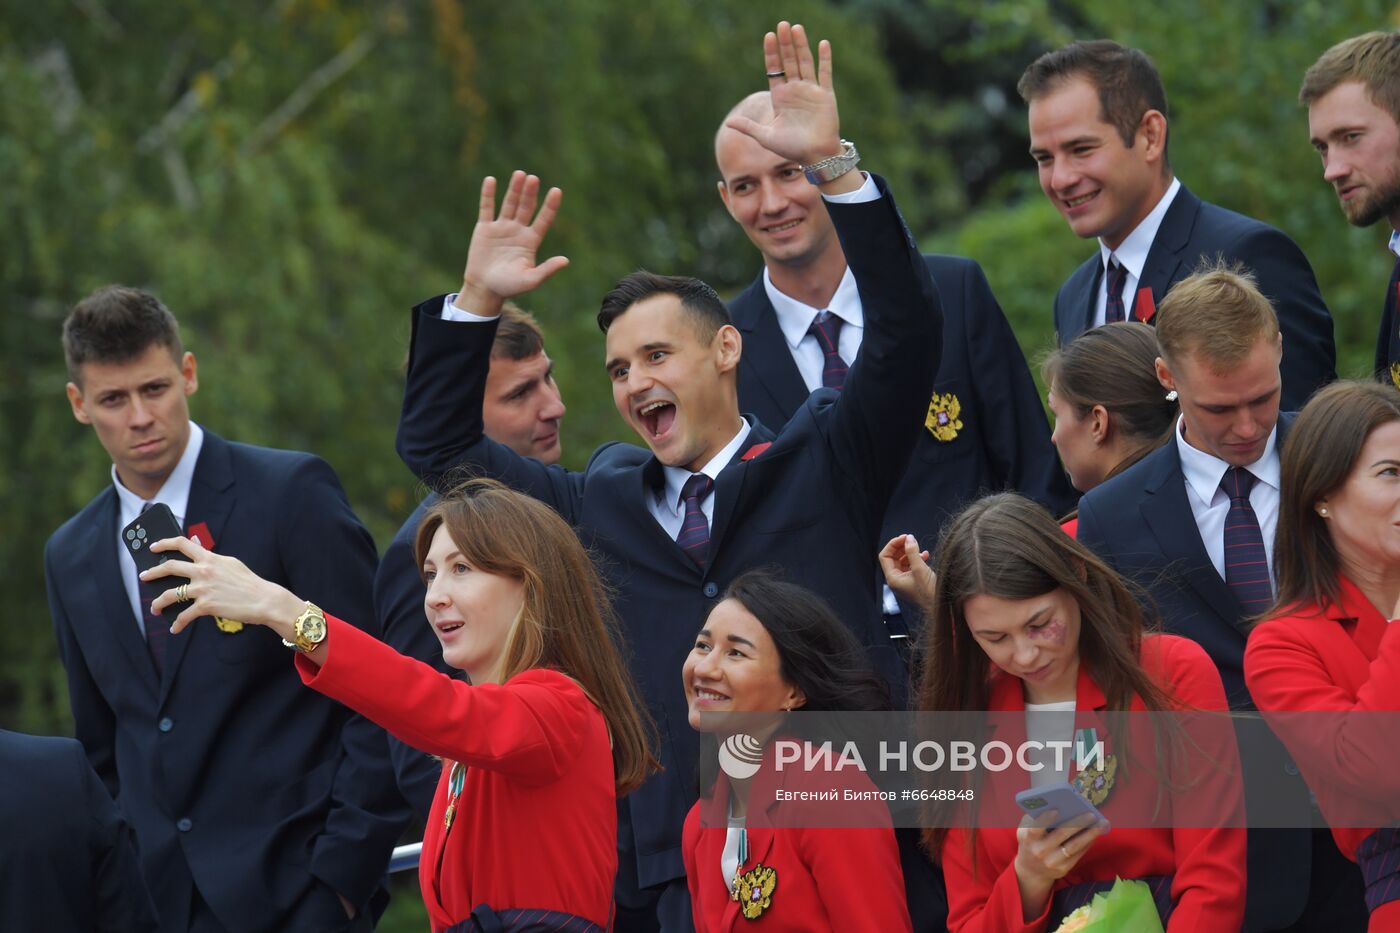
[121,503,190,624]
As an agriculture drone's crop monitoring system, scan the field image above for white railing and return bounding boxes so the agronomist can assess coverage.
[389,841,422,874]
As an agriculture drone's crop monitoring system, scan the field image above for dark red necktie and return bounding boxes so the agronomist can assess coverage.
[676,474,714,569]
[136,501,168,675]
[808,311,848,389]
[1104,258,1128,324]
[1220,468,1272,614]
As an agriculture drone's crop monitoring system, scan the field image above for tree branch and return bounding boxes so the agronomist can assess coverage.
[239,30,379,157]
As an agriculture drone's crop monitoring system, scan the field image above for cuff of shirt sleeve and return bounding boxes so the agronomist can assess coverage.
[821,171,878,204]
[440,294,501,322]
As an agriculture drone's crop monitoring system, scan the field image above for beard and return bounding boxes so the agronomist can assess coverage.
[1343,172,1400,227]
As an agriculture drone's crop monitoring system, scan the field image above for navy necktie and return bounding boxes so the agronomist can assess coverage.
[136,501,168,675]
[1220,468,1272,614]
[676,474,714,569]
[1104,258,1128,324]
[808,311,848,389]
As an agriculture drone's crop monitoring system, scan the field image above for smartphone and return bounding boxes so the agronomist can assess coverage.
[1015,782,1108,833]
[122,503,190,624]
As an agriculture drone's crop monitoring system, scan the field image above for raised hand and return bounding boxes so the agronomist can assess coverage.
[143,535,304,640]
[879,533,936,614]
[723,22,842,169]
[456,171,569,317]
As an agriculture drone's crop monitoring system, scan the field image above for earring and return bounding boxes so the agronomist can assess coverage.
[1318,507,1329,517]
[1164,390,1178,402]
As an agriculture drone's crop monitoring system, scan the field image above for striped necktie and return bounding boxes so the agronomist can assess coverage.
[1220,468,1272,614]
[676,474,714,569]
[1104,258,1129,324]
[808,311,848,389]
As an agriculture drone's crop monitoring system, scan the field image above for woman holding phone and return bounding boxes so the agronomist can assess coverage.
[680,570,913,932]
[887,493,1245,932]
[145,478,655,932]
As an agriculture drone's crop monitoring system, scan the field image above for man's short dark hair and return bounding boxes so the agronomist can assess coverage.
[596,271,730,342]
[62,286,184,383]
[494,302,547,361]
[1018,40,1170,152]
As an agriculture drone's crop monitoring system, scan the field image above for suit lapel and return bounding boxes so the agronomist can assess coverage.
[707,422,776,561]
[75,492,161,687]
[731,278,810,418]
[1138,442,1246,633]
[1136,185,1200,322]
[1073,260,1104,336]
[619,458,704,577]
[160,433,236,697]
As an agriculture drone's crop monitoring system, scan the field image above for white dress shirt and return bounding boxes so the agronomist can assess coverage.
[763,266,863,392]
[113,422,205,635]
[1173,415,1280,589]
[1093,177,1182,327]
[648,420,751,541]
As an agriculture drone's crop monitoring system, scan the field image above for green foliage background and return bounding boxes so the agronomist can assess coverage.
[1,1,1393,927]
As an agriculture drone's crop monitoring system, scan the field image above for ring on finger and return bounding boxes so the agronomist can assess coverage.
[766,70,786,80]
[1059,844,1071,862]
[173,583,190,603]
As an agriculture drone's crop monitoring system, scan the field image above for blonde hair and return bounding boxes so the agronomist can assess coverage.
[1154,261,1279,369]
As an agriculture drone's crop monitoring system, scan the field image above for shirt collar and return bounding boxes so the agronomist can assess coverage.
[1099,177,1182,281]
[1389,229,1400,259]
[762,265,864,351]
[1174,413,1279,504]
[112,422,205,523]
[658,419,752,516]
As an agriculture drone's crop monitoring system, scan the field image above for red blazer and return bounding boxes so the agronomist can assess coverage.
[295,617,616,932]
[941,634,1246,933]
[1245,575,1400,929]
[681,741,912,933]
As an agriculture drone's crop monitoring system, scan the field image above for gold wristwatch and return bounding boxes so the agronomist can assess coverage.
[282,602,328,653]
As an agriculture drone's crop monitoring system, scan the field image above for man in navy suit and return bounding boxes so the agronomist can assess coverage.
[1076,266,1365,931]
[0,728,157,932]
[1302,31,1400,388]
[375,303,566,824]
[1021,40,1335,412]
[715,91,1073,635]
[395,22,942,931]
[45,287,405,932]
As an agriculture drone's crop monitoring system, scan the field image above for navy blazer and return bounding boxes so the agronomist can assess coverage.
[396,179,942,889]
[732,253,1074,560]
[373,493,449,825]
[1375,256,1400,387]
[1074,413,1328,931]
[1053,185,1336,412]
[0,729,157,932]
[44,431,406,933]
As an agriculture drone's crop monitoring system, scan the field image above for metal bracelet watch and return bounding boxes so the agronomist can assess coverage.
[802,139,860,185]
[281,602,328,653]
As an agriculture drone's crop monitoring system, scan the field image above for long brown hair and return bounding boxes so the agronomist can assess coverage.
[1270,381,1400,620]
[918,493,1180,856]
[414,478,658,794]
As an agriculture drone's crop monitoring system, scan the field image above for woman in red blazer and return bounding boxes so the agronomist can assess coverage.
[145,478,656,932]
[889,493,1246,932]
[680,570,913,932]
[1245,380,1400,931]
